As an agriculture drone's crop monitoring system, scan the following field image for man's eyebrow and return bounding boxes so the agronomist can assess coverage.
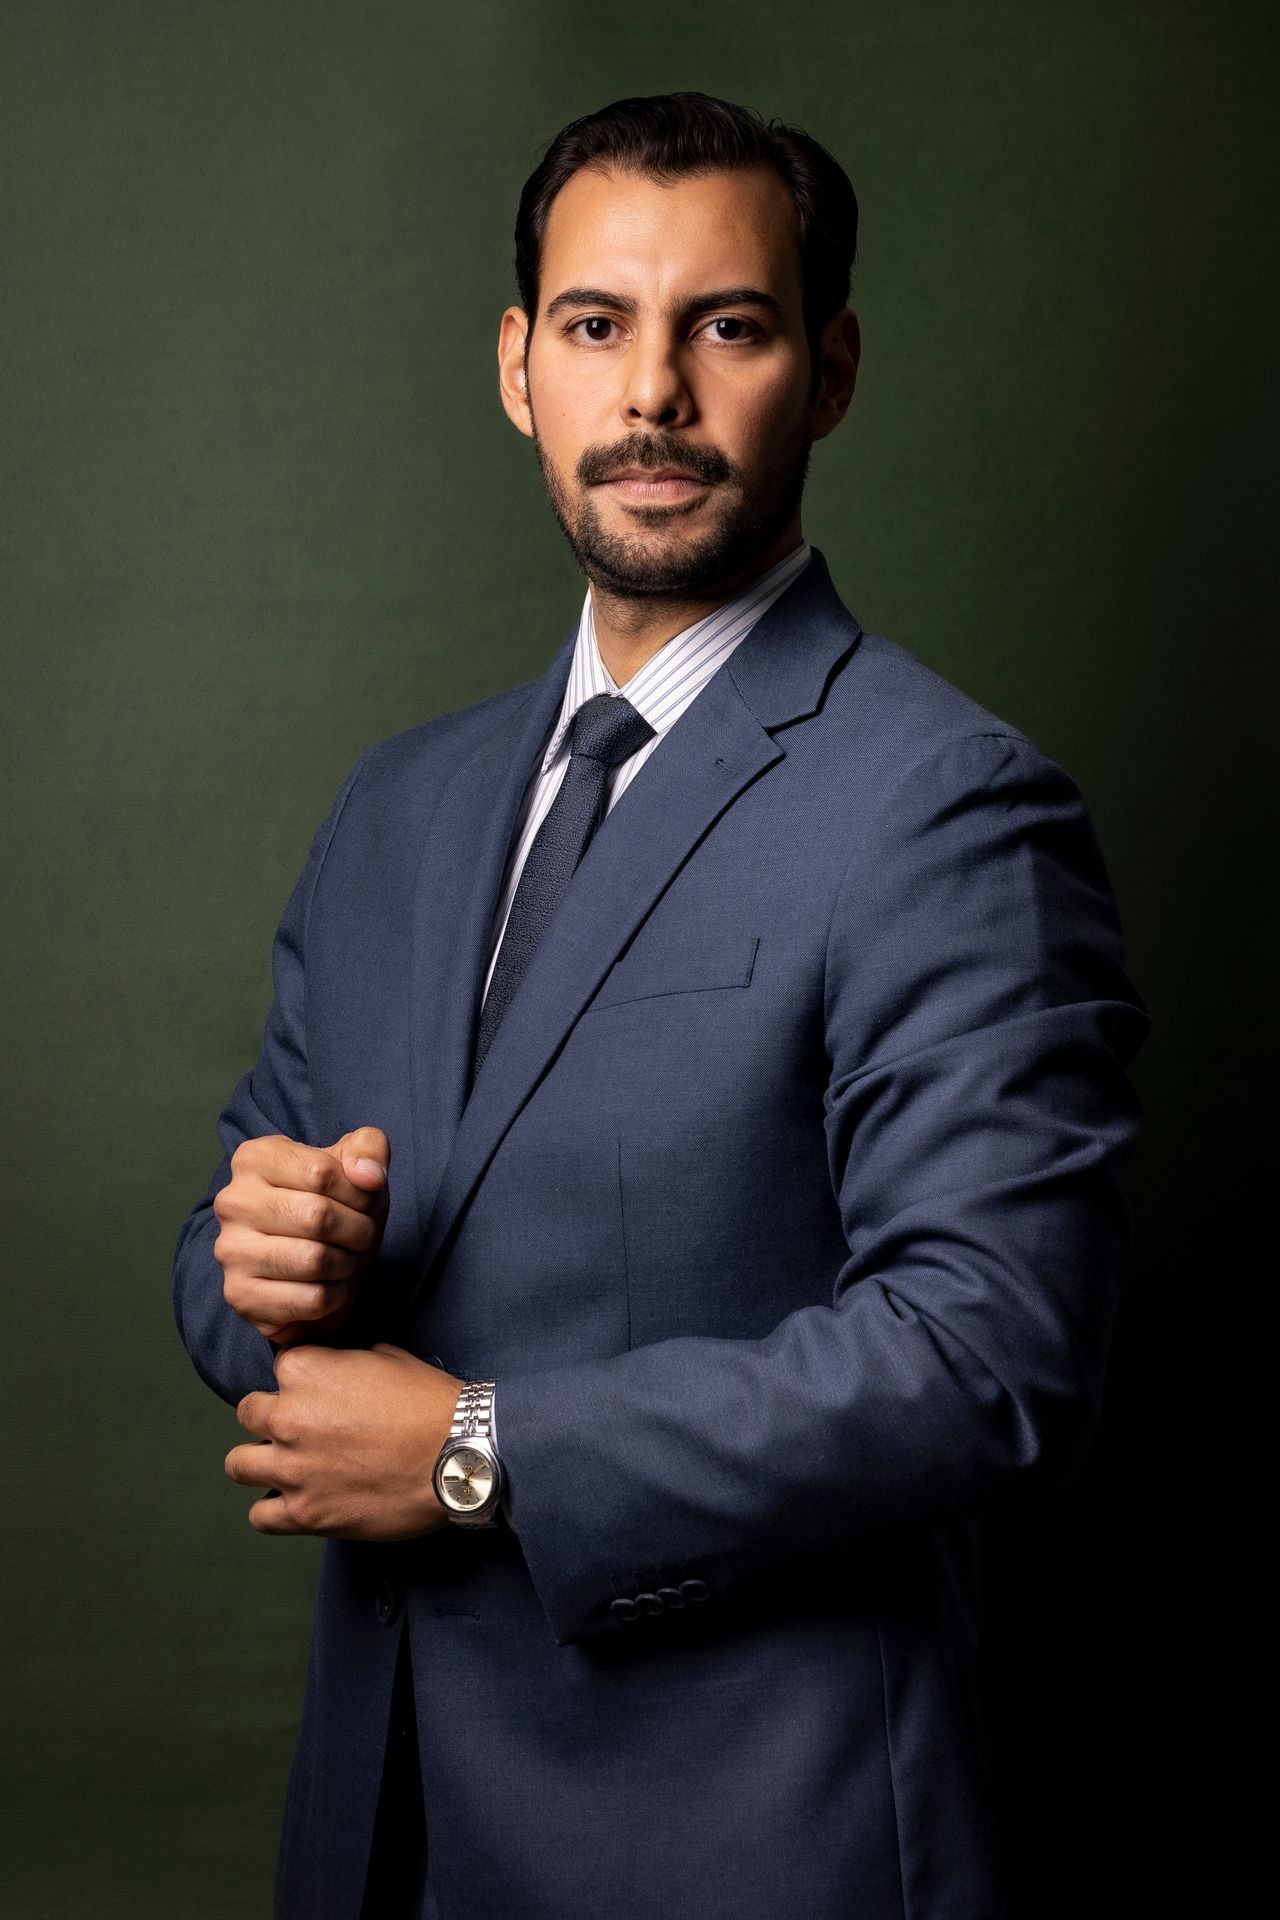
[542,285,785,323]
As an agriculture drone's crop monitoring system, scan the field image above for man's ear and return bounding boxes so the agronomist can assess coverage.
[498,307,534,437]
[809,306,861,443]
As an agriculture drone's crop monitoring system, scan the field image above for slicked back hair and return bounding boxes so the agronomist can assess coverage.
[513,91,858,391]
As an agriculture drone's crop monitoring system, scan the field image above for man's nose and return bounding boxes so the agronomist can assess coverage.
[618,332,695,429]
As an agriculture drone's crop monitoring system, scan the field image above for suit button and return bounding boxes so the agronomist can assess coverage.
[678,1578,710,1603]
[636,1591,664,1616]
[610,1596,639,1621]
[375,1581,401,1625]
[656,1585,685,1609]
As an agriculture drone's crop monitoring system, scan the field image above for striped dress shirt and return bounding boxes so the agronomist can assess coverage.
[480,537,813,1011]
[480,538,812,1470]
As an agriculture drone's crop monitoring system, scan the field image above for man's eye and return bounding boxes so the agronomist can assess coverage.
[569,316,618,343]
[701,316,761,344]
[564,314,759,345]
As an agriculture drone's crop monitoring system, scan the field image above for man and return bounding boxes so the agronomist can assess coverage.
[173,91,1151,1920]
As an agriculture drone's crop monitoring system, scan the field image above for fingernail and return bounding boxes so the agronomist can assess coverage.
[354,1157,385,1183]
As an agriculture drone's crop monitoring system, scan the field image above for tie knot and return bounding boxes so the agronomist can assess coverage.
[567,692,656,769]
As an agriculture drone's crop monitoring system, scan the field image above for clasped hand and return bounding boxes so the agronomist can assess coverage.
[214,1125,464,1538]
[226,1340,463,1538]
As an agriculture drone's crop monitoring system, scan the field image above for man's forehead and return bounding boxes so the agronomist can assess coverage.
[538,164,803,309]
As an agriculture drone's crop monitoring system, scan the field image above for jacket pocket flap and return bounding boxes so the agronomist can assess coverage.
[588,934,760,1012]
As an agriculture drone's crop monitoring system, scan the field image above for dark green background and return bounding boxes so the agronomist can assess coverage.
[2,3,1270,1914]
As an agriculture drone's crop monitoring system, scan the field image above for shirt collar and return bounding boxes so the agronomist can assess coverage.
[540,540,812,773]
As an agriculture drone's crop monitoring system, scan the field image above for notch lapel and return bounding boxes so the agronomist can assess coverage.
[403,548,862,1318]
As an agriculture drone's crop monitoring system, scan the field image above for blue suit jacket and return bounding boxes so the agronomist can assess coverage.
[173,549,1151,1919]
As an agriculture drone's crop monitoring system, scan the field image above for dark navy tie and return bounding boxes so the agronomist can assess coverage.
[472,692,656,1080]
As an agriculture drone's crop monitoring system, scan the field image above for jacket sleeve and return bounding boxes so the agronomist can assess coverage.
[171,752,369,1409]
[495,731,1153,1644]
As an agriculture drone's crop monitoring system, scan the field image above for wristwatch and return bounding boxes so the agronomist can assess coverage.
[431,1380,505,1528]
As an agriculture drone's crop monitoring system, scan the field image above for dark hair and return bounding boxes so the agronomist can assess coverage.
[513,91,858,381]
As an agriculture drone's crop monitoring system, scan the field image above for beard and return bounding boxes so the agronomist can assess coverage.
[531,417,813,599]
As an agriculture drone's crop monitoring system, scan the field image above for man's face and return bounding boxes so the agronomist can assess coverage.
[500,165,848,599]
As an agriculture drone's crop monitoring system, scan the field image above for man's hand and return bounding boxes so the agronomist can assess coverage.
[213,1126,390,1346]
[225,1342,464,1539]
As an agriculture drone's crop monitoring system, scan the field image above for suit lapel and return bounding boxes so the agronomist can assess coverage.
[406,626,576,1250]
[405,547,862,1306]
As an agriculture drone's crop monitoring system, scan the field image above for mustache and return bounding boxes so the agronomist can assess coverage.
[578,435,734,486]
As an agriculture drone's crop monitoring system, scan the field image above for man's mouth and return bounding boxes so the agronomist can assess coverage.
[601,468,712,503]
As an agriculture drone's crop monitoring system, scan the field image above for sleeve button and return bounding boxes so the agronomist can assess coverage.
[636,1591,664,1616]
[678,1578,710,1603]
[656,1585,685,1609]
[609,1596,639,1621]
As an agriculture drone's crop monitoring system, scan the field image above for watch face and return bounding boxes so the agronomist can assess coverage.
[439,1444,495,1511]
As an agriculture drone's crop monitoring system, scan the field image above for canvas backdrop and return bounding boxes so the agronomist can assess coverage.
[1,3,1270,1914]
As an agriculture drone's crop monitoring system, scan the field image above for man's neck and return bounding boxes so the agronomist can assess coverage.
[589,526,806,689]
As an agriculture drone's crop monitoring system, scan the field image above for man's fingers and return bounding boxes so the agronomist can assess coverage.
[219,1225,355,1323]
[227,1276,351,1328]
[229,1136,382,1214]
[217,1224,361,1284]
[218,1133,388,1339]
[331,1126,391,1192]
[268,1184,379,1252]
[235,1390,273,1436]
[257,1319,316,1346]
[248,1493,297,1534]
[225,1440,282,1488]
[216,1173,379,1250]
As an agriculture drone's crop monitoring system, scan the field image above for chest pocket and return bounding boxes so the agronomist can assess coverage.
[586,932,760,1013]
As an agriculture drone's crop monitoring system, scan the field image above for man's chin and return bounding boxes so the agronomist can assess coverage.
[580,547,730,597]
[569,507,751,598]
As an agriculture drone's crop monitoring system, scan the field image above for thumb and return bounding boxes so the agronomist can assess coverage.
[329,1125,390,1190]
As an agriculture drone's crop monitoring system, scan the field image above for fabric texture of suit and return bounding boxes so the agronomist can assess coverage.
[172,548,1151,1919]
